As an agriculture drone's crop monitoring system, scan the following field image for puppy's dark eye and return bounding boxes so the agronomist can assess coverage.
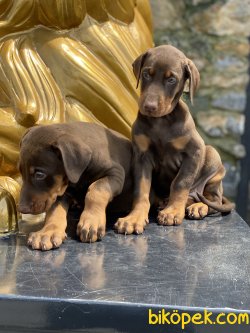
[142,71,151,80]
[166,77,177,85]
[34,171,46,181]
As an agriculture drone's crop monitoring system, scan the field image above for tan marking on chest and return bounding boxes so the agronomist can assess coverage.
[134,134,150,152]
[171,135,190,150]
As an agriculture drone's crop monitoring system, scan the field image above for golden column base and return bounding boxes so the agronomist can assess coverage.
[0,177,19,234]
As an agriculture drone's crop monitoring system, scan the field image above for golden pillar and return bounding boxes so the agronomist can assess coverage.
[0,0,153,231]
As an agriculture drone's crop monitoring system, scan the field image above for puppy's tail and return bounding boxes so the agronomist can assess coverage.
[197,193,235,213]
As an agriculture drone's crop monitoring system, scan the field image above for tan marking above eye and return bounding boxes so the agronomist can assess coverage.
[164,70,172,78]
[149,67,155,75]
[29,166,35,174]
[134,134,150,152]
[171,135,190,150]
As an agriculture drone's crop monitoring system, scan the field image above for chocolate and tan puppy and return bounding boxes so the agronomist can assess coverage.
[115,45,234,234]
[19,122,133,250]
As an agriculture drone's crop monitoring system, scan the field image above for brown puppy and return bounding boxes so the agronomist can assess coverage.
[115,45,234,234]
[19,122,133,250]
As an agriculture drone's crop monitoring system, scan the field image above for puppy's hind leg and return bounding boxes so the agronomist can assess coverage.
[201,146,226,214]
[77,167,125,243]
[200,168,235,214]
[186,145,226,219]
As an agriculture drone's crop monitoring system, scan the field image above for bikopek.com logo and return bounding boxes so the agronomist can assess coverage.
[148,309,249,330]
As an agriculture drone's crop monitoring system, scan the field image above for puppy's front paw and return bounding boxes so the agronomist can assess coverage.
[157,207,185,226]
[77,212,106,243]
[186,202,208,219]
[114,214,149,235]
[27,229,66,251]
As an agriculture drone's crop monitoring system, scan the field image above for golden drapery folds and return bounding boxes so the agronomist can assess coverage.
[0,0,153,231]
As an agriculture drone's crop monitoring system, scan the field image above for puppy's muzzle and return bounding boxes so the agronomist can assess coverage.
[144,100,158,114]
[18,201,46,215]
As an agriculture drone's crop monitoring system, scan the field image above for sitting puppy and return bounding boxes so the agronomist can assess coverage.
[115,45,234,234]
[19,122,133,250]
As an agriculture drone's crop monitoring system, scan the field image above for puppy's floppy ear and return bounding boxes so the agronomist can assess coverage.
[185,59,200,105]
[132,50,150,89]
[53,137,92,184]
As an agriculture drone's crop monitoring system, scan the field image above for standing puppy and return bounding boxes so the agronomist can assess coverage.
[19,122,133,250]
[115,45,234,234]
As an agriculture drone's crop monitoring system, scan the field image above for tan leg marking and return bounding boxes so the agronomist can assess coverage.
[186,202,209,219]
[114,175,150,235]
[77,177,120,243]
[157,189,189,226]
[27,203,67,251]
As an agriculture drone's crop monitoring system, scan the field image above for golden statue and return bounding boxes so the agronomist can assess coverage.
[0,0,153,232]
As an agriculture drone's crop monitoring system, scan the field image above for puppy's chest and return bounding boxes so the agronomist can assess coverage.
[151,137,183,170]
[134,132,183,174]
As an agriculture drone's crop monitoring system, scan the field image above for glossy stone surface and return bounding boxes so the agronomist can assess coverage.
[0,211,249,332]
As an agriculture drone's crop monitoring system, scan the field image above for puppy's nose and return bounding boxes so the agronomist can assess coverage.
[144,101,158,113]
[18,204,31,214]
